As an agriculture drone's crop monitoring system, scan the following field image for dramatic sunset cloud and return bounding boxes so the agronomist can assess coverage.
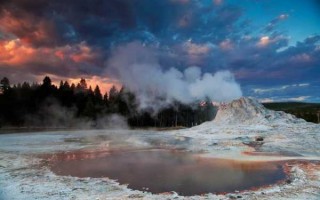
[0,0,319,101]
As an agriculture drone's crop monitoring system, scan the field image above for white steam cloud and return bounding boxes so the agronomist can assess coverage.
[106,42,242,112]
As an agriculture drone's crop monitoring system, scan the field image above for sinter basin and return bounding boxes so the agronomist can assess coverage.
[46,149,286,196]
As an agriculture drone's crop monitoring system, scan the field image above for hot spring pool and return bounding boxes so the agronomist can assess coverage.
[44,149,287,196]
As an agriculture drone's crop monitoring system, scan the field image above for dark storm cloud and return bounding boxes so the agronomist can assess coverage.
[0,0,78,47]
[0,0,246,76]
[0,0,245,48]
[237,35,318,84]
[0,0,319,100]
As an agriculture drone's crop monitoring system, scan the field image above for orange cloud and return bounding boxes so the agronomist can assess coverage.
[0,9,60,47]
[0,10,23,33]
[219,39,233,51]
[0,39,98,66]
[257,35,288,48]
[70,42,95,63]
[182,41,212,65]
[0,10,35,44]
[55,50,65,60]
[0,39,35,65]
[257,36,270,47]
[184,41,211,55]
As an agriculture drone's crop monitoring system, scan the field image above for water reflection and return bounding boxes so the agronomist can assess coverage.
[47,149,286,196]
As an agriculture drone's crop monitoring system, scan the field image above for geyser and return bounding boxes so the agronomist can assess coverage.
[106,42,242,113]
[46,149,286,196]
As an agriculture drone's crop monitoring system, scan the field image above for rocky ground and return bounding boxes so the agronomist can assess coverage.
[0,97,319,199]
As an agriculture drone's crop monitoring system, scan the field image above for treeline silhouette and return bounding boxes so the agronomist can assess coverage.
[0,76,216,128]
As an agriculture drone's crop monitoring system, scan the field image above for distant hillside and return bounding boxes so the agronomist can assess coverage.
[263,102,320,123]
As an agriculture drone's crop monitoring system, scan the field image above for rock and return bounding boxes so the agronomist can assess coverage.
[228,194,237,199]
[243,141,264,149]
[209,141,218,146]
[255,136,264,142]
[128,194,145,198]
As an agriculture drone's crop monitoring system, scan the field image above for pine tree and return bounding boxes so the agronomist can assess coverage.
[63,81,70,90]
[94,85,103,102]
[42,76,52,87]
[0,77,10,93]
[59,81,64,90]
[109,85,119,102]
[71,83,76,91]
[108,85,119,113]
[79,78,87,90]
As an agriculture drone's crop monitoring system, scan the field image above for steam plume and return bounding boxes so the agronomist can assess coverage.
[106,42,242,112]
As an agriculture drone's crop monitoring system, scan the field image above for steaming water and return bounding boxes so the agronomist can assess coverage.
[48,149,286,196]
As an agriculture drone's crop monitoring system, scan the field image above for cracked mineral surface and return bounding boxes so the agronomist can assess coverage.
[0,98,319,199]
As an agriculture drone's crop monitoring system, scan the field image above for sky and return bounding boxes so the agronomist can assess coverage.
[0,0,319,102]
